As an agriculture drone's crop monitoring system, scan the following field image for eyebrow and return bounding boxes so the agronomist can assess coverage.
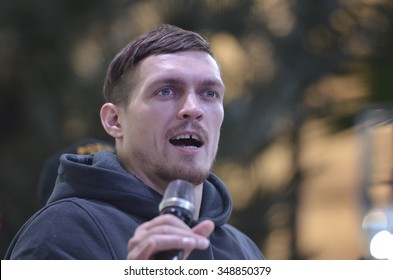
[150,77,225,91]
[200,79,226,91]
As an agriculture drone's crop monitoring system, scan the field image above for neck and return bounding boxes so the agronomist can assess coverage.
[116,147,204,219]
[120,157,204,219]
[192,183,203,219]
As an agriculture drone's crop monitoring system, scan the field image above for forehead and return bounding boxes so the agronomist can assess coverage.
[135,51,224,89]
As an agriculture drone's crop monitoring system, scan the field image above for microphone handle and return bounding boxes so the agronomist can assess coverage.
[153,206,193,260]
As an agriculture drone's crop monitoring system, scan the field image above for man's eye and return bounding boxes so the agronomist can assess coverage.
[204,90,218,99]
[158,88,173,96]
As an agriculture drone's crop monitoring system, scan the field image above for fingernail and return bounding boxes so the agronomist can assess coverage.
[197,238,209,248]
[182,237,193,245]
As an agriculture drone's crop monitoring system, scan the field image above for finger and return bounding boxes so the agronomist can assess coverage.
[136,219,213,249]
[128,216,189,251]
[192,220,215,238]
[137,214,190,231]
[127,233,209,260]
[127,217,210,260]
[128,215,189,252]
[131,219,201,247]
[182,220,215,259]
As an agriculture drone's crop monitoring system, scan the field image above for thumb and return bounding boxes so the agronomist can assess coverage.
[182,220,215,260]
[192,220,215,238]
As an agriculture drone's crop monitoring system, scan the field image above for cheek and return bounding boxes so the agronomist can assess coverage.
[121,113,148,145]
[213,107,224,130]
[135,113,166,145]
[209,111,224,143]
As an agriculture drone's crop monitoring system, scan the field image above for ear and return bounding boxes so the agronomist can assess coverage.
[100,103,123,138]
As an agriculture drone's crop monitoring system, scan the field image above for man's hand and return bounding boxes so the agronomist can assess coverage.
[127,214,215,259]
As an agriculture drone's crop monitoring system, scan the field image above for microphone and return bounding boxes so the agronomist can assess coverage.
[153,179,195,260]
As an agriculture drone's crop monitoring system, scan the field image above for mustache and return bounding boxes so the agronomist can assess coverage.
[166,121,209,142]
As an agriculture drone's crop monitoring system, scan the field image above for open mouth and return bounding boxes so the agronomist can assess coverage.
[169,134,203,148]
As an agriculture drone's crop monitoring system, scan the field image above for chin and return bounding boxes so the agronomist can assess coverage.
[176,168,209,185]
[159,165,209,185]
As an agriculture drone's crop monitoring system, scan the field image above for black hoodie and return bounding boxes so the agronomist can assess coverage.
[5,151,264,259]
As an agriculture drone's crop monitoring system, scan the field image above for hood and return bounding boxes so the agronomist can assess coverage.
[47,150,232,226]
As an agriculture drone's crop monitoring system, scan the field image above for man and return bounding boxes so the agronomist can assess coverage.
[5,24,264,259]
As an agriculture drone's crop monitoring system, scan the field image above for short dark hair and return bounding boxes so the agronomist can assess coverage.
[103,24,215,105]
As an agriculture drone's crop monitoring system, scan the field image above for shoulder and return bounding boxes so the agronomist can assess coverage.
[8,199,118,259]
[33,198,106,229]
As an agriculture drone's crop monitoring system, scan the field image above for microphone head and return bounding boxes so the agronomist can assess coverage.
[159,179,195,215]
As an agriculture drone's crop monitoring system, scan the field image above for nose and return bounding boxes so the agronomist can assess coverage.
[177,93,203,121]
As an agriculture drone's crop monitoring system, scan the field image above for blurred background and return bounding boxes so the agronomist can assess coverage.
[1,0,393,259]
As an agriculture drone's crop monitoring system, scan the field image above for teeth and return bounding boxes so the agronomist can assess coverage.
[169,133,203,148]
[174,134,200,141]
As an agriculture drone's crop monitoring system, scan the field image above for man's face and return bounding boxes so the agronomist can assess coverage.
[116,50,225,191]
